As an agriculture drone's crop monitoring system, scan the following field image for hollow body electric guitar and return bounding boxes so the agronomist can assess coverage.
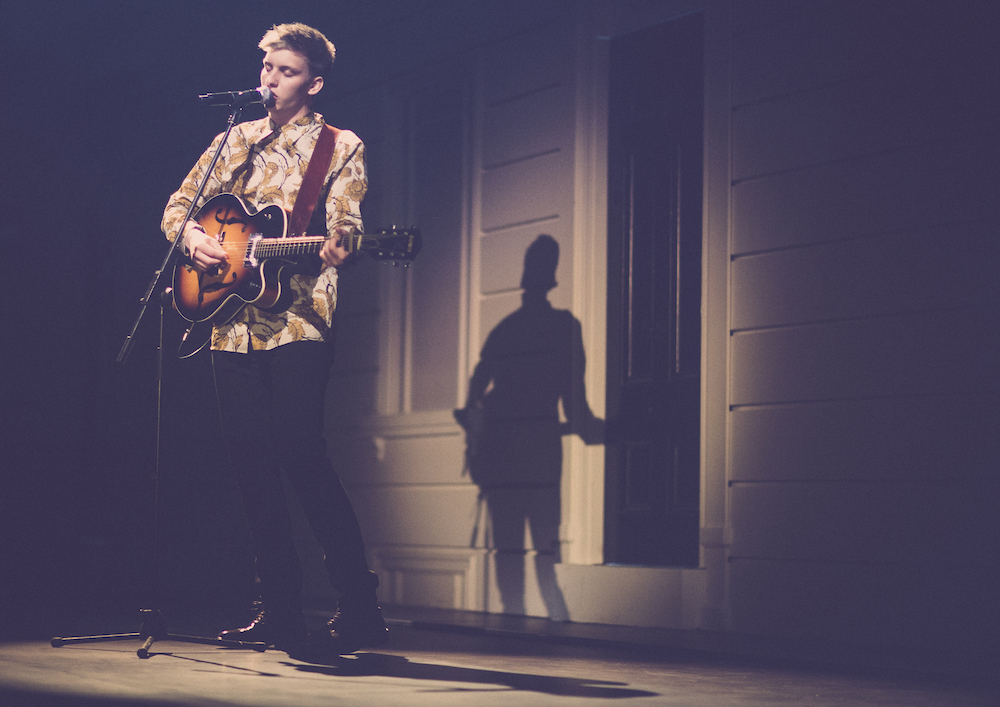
[173,192,421,326]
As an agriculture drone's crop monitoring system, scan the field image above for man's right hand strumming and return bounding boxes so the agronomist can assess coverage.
[184,226,229,273]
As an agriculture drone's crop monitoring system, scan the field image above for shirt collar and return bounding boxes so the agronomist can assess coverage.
[262,110,323,136]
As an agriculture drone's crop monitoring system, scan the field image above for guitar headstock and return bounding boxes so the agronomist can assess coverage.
[359,227,422,265]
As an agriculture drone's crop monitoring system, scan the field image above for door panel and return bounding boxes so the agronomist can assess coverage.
[605,13,704,567]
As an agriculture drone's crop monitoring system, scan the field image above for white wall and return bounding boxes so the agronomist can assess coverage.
[726,0,999,662]
[327,1,592,614]
[316,0,999,667]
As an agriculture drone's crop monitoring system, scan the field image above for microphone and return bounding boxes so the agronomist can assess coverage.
[197,87,273,107]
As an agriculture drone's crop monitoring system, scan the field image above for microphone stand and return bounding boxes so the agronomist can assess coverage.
[51,101,266,659]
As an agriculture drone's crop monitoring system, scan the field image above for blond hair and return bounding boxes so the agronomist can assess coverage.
[259,23,336,79]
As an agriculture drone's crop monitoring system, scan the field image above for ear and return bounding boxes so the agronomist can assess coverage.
[307,75,324,97]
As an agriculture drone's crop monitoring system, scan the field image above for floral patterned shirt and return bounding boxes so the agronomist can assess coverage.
[162,111,366,353]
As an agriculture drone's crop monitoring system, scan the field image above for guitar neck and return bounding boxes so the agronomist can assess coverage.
[250,233,365,260]
[246,226,420,265]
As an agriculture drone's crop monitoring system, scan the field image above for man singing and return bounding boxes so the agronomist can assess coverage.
[162,22,386,654]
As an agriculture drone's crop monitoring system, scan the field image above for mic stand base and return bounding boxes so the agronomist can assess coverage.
[51,608,267,659]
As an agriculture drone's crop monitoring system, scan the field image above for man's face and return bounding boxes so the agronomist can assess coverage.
[260,48,322,119]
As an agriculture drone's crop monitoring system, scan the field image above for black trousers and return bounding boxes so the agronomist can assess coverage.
[211,341,374,611]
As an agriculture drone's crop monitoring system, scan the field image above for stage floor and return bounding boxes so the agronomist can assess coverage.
[0,608,994,707]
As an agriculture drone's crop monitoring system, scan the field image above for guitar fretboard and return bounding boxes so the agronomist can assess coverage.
[251,234,365,260]
[250,235,328,259]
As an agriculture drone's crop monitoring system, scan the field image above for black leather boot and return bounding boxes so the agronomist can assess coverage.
[318,599,388,653]
[218,600,308,651]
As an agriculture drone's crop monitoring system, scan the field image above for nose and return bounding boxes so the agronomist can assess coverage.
[262,68,278,87]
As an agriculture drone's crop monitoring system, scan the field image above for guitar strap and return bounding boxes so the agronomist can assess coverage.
[286,123,341,239]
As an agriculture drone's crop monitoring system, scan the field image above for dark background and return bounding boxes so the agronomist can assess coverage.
[1,0,369,630]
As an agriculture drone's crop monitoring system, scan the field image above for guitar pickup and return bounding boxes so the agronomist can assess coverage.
[245,234,263,268]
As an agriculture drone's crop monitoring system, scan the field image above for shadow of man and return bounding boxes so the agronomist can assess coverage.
[288,651,657,698]
[455,235,603,620]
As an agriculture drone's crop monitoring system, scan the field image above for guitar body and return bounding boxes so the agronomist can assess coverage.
[172,193,293,324]
[172,191,422,326]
